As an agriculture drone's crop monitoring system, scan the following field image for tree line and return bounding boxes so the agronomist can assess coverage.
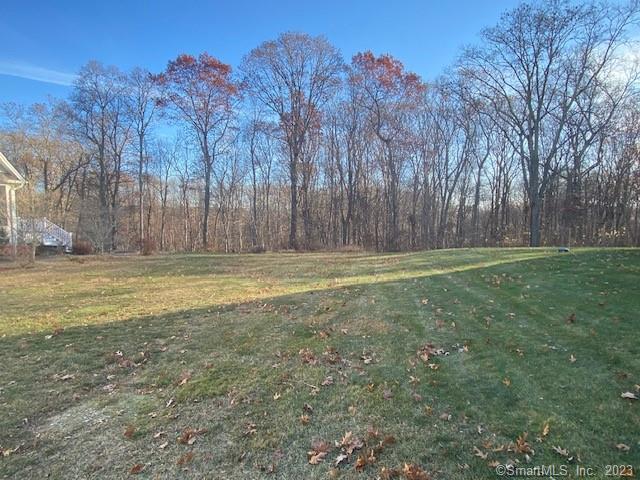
[1,0,639,253]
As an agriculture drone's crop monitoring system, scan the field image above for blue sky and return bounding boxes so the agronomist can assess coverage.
[0,0,521,105]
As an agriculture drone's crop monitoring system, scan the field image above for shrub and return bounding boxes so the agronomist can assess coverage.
[72,240,94,255]
[0,243,35,264]
[141,238,156,256]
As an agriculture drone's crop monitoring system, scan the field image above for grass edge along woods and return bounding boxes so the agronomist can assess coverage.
[0,248,638,479]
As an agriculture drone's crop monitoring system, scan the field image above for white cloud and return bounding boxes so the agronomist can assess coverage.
[0,60,76,86]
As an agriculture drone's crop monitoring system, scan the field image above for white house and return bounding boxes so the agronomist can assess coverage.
[0,151,26,245]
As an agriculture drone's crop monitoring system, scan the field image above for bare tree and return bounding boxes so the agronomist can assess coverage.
[349,51,425,250]
[68,61,130,251]
[460,0,638,246]
[158,53,238,249]
[128,67,158,250]
[241,32,343,249]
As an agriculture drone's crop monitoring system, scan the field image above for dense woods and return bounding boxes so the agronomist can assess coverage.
[2,0,639,253]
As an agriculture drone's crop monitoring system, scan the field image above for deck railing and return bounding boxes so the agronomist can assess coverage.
[17,217,73,250]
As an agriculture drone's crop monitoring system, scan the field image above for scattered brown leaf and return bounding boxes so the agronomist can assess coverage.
[177,371,191,386]
[402,463,430,480]
[124,425,136,439]
[299,348,318,365]
[473,446,488,460]
[322,376,334,386]
[334,453,348,466]
[552,445,569,457]
[176,452,194,465]
[339,431,364,455]
[515,433,532,454]
[308,440,331,465]
[178,428,207,445]
[542,422,550,438]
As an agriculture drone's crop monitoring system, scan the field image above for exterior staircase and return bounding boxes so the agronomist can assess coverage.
[18,218,73,252]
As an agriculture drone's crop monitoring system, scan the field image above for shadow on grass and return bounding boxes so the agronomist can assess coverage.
[1,249,638,479]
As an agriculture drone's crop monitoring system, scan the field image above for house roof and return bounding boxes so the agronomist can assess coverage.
[0,151,26,186]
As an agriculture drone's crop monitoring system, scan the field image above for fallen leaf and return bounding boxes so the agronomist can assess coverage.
[1,445,20,457]
[176,452,194,465]
[334,453,348,466]
[124,425,136,439]
[158,441,169,449]
[380,466,401,479]
[177,371,191,386]
[308,451,327,465]
[542,422,550,438]
[354,454,367,471]
[300,414,310,425]
[367,448,376,463]
[299,348,318,365]
[552,445,569,457]
[621,391,638,400]
[383,435,396,445]
[339,431,364,454]
[515,433,532,454]
[321,376,334,386]
[473,446,488,459]
[616,443,630,452]
[178,428,207,445]
[130,464,144,474]
[402,463,431,480]
[308,440,331,465]
[502,377,511,387]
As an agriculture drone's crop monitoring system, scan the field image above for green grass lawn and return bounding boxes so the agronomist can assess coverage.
[0,248,638,479]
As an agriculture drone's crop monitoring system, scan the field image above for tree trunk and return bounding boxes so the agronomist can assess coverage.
[288,156,298,250]
[138,137,144,251]
[202,160,212,250]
